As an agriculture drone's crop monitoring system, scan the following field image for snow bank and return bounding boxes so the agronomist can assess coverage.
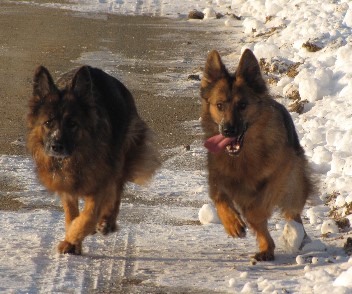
[232,0,352,289]
[333,257,352,288]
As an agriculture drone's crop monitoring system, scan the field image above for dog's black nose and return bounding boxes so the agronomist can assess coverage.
[222,124,237,137]
[45,135,70,158]
[51,141,65,154]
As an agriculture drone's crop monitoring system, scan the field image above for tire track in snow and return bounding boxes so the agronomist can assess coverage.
[120,228,138,285]
[76,226,138,291]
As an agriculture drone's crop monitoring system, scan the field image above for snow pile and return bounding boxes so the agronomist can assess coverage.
[321,220,339,235]
[281,220,305,253]
[333,257,352,288]
[295,255,304,265]
[203,7,217,19]
[198,203,221,224]
[301,239,327,253]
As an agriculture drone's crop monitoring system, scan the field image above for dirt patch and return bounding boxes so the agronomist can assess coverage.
[287,62,302,78]
[302,41,323,52]
[0,195,24,211]
[344,237,352,255]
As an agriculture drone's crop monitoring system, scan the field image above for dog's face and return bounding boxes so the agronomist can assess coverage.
[201,49,268,156]
[28,66,98,159]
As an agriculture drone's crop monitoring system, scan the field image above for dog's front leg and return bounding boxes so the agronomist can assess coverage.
[58,193,81,254]
[58,196,100,255]
[215,199,246,238]
[60,193,79,231]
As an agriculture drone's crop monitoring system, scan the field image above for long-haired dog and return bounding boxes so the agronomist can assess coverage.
[27,66,160,254]
[201,49,314,261]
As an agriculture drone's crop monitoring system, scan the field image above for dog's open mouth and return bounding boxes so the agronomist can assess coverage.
[225,132,245,156]
[204,130,246,156]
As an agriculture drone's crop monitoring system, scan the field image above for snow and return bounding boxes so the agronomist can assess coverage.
[334,265,352,288]
[2,0,352,293]
[203,7,217,19]
[296,255,304,265]
[198,203,221,225]
[321,220,339,235]
[281,220,305,253]
[301,239,327,253]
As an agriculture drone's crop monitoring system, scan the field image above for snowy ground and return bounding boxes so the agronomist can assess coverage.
[2,0,352,293]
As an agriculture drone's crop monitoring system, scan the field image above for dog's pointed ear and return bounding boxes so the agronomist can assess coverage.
[236,49,267,93]
[202,50,227,86]
[71,66,93,101]
[33,66,57,100]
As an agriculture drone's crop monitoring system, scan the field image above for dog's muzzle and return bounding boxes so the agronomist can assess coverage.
[45,138,70,158]
[220,124,247,156]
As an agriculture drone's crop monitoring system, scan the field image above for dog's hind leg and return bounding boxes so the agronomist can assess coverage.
[246,210,275,261]
[284,213,305,227]
[283,212,310,249]
[96,180,123,235]
[281,186,309,242]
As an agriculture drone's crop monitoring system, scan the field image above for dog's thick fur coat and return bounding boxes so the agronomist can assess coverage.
[27,66,160,254]
[201,49,314,261]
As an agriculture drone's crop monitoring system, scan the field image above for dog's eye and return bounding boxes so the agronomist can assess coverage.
[44,120,53,128]
[67,120,77,129]
[217,103,224,111]
[238,102,247,110]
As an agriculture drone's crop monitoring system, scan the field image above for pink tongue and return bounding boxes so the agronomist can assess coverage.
[204,134,235,153]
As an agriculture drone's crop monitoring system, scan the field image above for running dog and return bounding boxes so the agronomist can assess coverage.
[27,65,161,254]
[201,49,314,261]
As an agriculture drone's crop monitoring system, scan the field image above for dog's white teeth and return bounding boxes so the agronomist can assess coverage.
[226,143,240,154]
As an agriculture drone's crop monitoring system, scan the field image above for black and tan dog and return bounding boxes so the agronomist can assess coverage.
[201,49,314,261]
[27,66,160,254]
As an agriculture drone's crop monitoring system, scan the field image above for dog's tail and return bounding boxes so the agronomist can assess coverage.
[124,117,161,186]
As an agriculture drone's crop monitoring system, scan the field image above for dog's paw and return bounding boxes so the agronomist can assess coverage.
[226,220,247,238]
[58,240,82,255]
[96,220,117,235]
[253,250,275,261]
[220,214,246,238]
[216,202,246,238]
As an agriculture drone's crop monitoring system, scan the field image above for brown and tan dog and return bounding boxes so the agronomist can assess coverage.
[27,66,160,254]
[201,49,314,261]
